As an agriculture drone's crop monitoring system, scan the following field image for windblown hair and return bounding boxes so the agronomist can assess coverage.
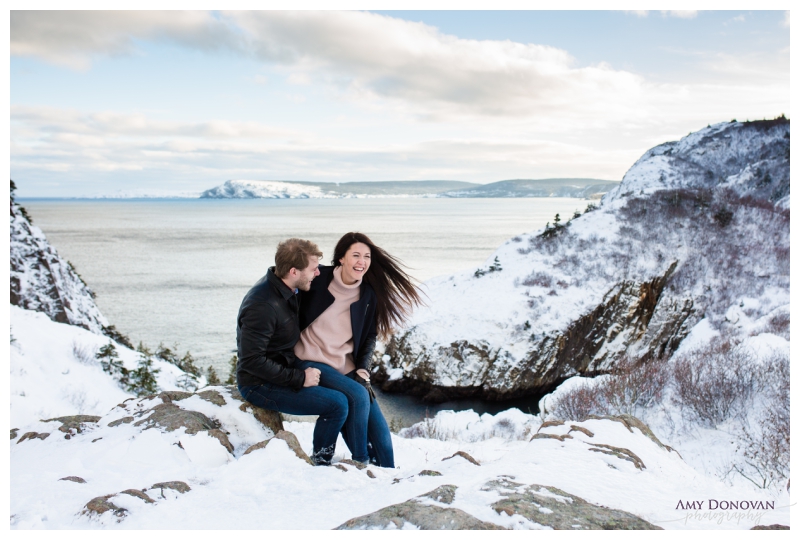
[333,232,424,340]
[274,238,322,278]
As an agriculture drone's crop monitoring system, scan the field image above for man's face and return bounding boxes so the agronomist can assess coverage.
[292,256,320,291]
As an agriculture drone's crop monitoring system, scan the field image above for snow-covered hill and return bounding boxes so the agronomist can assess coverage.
[374,119,790,401]
[10,305,193,428]
[10,182,110,335]
[201,179,339,199]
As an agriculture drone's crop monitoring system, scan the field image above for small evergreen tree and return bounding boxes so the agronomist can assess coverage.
[553,213,562,228]
[128,353,160,396]
[97,342,130,389]
[206,365,221,386]
[225,355,238,385]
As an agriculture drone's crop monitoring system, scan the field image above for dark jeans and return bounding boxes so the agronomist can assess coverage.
[298,360,395,468]
[238,381,348,465]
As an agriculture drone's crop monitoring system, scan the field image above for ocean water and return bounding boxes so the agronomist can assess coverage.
[22,197,590,424]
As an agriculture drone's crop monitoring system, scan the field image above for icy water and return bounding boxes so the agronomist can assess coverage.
[22,197,589,425]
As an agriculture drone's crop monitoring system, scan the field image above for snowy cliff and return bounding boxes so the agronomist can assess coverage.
[10,181,110,335]
[373,119,790,401]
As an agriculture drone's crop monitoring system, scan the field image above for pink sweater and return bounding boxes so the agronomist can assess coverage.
[294,266,359,374]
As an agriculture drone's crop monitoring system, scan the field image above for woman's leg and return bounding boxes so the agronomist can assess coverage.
[238,382,348,465]
[366,399,395,468]
[297,360,370,463]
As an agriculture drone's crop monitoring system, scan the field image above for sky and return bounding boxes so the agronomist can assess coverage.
[8,8,791,197]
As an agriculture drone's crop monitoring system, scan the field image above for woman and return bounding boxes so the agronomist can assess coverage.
[294,232,423,467]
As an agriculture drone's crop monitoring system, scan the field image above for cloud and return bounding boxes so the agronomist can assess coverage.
[11,10,243,70]
[782,11,790,28]
[11,11,652,122]
[623,10,698,19]
[661,11,698,19]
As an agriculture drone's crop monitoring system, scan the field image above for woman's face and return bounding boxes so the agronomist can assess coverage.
[339,242,371,285]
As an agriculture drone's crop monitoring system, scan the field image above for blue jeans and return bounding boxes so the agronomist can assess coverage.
[298,360,395,468]
[238,381,348,466]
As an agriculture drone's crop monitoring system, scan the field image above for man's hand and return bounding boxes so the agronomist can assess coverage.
[356,368,370,382]
[303,367,321,387]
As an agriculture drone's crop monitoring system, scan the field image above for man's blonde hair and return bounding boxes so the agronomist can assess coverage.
[274,238,323,277]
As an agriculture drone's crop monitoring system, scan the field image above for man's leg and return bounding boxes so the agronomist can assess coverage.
[239,382,348,465]
[366,399,395,468]
[296,360,370,463]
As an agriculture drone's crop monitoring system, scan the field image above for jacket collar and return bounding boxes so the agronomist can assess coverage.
[267,267,296,300]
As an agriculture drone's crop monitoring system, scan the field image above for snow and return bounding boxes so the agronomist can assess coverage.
[10,305,190,428]
[9,304,790,529]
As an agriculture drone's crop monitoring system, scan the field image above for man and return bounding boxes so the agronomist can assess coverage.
[236,238,348,465]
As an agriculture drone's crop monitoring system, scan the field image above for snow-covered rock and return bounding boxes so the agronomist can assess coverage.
[374,119,790,401]
[10,182,109,335]
[11,395,789,529]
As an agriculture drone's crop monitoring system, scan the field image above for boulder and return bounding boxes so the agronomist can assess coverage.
[133,403,219,434]
[44,415,101,434]
[149,481,191,495]
[335,485,504,530]
[486,478,661,530]
[242,430,312,465]
[82,495,127,518]
[16,431,50,444]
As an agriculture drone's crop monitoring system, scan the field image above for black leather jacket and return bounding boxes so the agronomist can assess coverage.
[298,265,378,372]
[236,268,306,389]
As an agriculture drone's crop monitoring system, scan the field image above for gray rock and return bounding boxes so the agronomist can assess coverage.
[16,431,50,444]
[485,478,661,530]
[335,484,504,530]
[133,403,218,434]
[108,416,134,427]
[146,391,193,404]
[243,440,270,456]
[586,443,646,470]
[587,414,681,456]
[531,433,573,442]
[418,470,442,477]
[59,476,87,483]
[82,494,127,518]
[236,402,284,436]
[149,481,191,495]
[44,415,101,434]
[751,524,789,530]
[207,428,234,454]
[197,389,227,406]
[442,450,480,466]
[120,489,155,504]
[11,428,18,440]
[241,430,312,465]
[339,459,367,470]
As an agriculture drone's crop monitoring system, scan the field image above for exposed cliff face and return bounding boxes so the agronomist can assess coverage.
[10,182,109,335]
[373,119,789,402]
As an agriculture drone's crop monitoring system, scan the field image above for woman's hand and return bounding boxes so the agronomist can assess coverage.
[356,368,370,382]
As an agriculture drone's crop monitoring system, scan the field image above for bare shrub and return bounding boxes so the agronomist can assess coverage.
[733,352,790,489]
[603,356,670,416]
[548,356,670,421]
[72,341,96,365]
[672,339,758,428]
[548,381,608,422]
[522,271,552,288]
[765,311,790,340]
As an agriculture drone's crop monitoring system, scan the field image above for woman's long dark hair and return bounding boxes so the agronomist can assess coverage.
[333,232,424,340]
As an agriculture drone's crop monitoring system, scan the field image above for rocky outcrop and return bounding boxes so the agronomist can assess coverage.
[335,485,505,530]
[486,478,661,530]
[373,119,789,402]
[9,181,129,345]
[81,481,191,521]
